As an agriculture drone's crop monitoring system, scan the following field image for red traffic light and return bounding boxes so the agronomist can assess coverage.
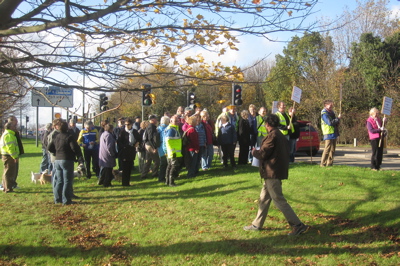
[232,84,242,106]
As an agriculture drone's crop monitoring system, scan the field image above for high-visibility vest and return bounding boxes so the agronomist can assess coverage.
[0,129,19,159]
[321,109,335,135]
[275,111,293,136]
[256,115,268,137]
[165,124,182,158]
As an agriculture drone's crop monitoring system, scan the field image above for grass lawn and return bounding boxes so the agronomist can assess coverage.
[0,138,399,265]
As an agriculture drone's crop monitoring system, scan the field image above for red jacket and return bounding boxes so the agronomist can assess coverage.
[185,126,199,152]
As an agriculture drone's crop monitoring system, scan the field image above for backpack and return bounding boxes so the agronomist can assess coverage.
[182,129,190,146]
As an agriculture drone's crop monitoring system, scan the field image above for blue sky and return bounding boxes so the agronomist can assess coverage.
[25,0,400,128]
[221,0,399,67]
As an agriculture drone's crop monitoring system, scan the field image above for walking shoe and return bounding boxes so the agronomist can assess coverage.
[288,223,309,236]
[243,224,260,231]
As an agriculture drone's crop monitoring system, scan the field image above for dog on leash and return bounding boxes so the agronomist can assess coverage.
[112,170,122,182]
[31,172,42,183]
[39,169,52,185]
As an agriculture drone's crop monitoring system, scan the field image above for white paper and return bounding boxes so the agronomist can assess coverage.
[251,147,260,167]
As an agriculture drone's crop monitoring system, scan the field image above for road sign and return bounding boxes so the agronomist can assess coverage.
[271,101,279,114]
[31,86,73,107]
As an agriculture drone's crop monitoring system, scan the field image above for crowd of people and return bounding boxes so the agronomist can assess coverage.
[1,100,389,212]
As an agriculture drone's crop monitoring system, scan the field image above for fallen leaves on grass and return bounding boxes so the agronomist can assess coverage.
[0,260,19,266]
[286,257,303,264]
[51,210,87,230]
[68,230,106,250]
[107,237,135,264]
[51,210,133,264]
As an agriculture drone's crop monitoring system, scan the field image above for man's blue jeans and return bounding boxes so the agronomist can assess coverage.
[53,160,74,204]
[40,149,52,173]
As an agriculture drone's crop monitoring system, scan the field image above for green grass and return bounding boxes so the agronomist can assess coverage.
[0,139,399,265]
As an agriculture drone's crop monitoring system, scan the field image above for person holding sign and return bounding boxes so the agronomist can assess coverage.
[275,101,293,141]
[320,100,341,167]
[256,107,268,147]
[366,108,387,171]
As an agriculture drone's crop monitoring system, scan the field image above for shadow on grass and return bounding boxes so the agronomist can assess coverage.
[21,152,42,158]
[77,181,253,204]
[286,165,400,227]
[0,216,398,262]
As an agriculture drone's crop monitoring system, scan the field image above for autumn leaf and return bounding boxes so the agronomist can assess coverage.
[252,0,261,4]
[185,57,197,64]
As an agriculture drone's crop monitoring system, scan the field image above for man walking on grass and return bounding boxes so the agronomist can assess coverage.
[243,114,309,236]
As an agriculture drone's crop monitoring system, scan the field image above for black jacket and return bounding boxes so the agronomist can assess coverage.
[143,123,160,149]
[48,132,83,162]
[238,118,251,145]
[117,129,140,161]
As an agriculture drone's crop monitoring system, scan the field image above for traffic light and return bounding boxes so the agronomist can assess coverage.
[26,116,29,122]
[100,93,109,112]
[187,91,196,109]
[142,84,152,106]
[232,84,243,106]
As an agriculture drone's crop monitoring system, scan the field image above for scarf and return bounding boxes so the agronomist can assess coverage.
[125,127,135,146]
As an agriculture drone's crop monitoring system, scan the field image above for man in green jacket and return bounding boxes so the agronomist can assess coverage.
[1,122,20,193]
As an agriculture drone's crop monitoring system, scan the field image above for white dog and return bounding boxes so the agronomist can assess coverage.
[74,163,86,178]
[31,172,42,183]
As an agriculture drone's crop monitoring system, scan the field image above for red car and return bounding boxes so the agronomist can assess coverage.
[296,120,320,156]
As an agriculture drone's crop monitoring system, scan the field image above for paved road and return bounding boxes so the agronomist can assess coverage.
[295,147,400,171]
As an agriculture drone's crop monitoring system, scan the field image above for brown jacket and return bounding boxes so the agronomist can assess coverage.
[253,128,289,180]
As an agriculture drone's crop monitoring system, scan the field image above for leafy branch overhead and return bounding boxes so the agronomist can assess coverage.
[0,0,317,96]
